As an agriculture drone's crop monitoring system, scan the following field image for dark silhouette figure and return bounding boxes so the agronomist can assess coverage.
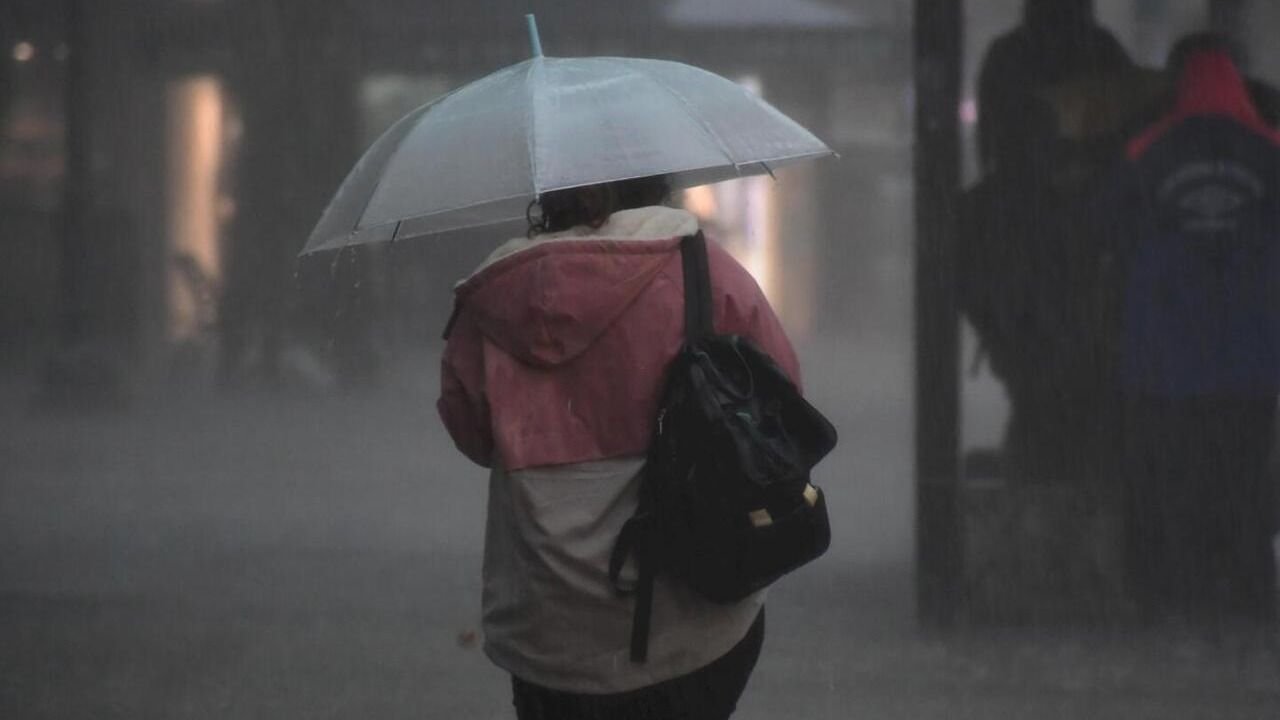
[977,0,1132,178]
[962,0,1134,492]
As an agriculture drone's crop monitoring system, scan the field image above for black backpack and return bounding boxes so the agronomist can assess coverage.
[609,231,837,662]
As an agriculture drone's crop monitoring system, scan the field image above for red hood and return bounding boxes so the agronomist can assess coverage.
[1173,50,1263,125]
[1128,49,1279,158]
[453,207,698,368]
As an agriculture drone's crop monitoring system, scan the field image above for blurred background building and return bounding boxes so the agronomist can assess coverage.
[3,1,1276,375]
[1,0,1278,626]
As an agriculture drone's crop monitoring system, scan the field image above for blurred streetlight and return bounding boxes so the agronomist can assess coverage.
[12,41,35,63]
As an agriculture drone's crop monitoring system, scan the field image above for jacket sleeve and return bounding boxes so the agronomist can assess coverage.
[437,310,495,468]
[708,243,803,390]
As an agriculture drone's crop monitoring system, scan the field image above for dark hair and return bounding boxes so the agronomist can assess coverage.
[527,175,672,236]
[1024,0,1094,29]
[1167,32,1247,75]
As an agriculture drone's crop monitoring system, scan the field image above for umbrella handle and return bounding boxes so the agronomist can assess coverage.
[525,14,543,58]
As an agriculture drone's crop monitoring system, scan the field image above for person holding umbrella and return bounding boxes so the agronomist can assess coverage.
[440,174,799,718]
[301,17,833,718]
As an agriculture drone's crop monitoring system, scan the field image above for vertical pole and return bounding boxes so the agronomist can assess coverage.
[61,0,90,346]
[913,0,963,627]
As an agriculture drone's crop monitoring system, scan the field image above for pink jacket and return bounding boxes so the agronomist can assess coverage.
[438,206,800,471]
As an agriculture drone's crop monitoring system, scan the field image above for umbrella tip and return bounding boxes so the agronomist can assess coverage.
[525,14,544,58]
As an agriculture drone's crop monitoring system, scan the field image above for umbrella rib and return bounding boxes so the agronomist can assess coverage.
[346,102,436,236]
[306,96,439,255]
[313,190,540,250]
[349,63,529,236]
[601,58,740,172]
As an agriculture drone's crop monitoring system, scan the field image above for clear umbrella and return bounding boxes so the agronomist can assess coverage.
[301,15,833,255]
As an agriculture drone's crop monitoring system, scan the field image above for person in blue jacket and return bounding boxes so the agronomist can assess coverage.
[1106,33,1280,624]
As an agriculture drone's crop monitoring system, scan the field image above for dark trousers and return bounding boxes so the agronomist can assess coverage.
[1124,396,1278,622]
[511,609,765,720]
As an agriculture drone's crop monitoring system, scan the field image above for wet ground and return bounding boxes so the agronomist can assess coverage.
[2,338,1278,719]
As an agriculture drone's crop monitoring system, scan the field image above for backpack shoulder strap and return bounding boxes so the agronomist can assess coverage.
[608,464,657,663]
[681,231,714,342]
[607,232,710,664]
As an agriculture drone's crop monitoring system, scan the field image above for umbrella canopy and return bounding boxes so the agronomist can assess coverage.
[302,53,832,254]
